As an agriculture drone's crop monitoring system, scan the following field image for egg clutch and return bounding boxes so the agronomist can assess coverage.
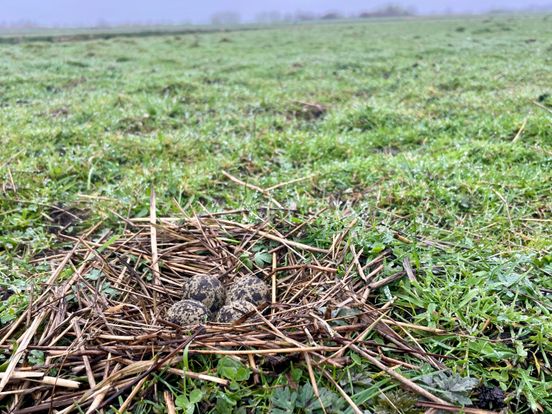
[166,274,270,325]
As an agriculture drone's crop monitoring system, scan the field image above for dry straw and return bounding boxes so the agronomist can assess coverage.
[0,206,476,413]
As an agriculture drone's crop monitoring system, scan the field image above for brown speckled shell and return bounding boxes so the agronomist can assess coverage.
[216,300,256,323]
[167,299,211,326]
[226,275,269,306]
[182,275,225,312]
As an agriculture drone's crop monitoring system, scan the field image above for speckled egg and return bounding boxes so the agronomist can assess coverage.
[226,275,269,306]
[182,275,225,312]
[216,300,256,323]
[166,299,211,326]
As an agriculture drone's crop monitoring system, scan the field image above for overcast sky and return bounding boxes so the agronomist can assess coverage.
[1,0,551,26]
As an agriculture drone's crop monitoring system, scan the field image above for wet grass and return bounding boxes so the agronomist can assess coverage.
[0,13,551,413]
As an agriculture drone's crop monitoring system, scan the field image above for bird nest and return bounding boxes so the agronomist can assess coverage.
[0,210,453,413]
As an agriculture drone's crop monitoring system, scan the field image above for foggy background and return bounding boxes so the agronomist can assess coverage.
[1,0,551,27]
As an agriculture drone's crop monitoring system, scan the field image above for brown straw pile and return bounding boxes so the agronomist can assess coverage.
[0,207,467,413]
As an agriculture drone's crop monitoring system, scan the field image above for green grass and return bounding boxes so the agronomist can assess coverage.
[0,13,551,413]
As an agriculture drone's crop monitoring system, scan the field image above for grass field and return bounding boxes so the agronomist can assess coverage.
[0,13,551,413]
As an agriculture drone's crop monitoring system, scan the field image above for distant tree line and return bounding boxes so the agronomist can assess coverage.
[0,20,40,29]
[249,4,416,25]
[210,12,241,26]
[357,5,415,18]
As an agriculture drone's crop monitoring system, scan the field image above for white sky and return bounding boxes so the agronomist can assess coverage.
[1,0,551,26]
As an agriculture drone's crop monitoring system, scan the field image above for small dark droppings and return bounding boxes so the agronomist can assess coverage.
[474,385,506,409]
[1,288,15,301]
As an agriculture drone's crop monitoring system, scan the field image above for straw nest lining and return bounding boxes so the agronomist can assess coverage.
[0,210,451,413]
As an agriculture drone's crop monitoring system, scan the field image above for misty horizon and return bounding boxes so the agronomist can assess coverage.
[1,0,551,28]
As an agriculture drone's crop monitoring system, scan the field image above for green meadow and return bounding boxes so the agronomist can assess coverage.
[0,13,551,413]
